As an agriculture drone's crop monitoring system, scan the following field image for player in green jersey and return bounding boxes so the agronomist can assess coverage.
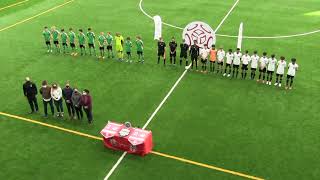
[60,29,68,53]
[115,32,124,61]
[106,32,114,58]
[68,28,77,56]
[78,29,86,56]
[98,32,106,59]
[124,37,132,63]
[42,26,52,53]
[86,28,96,56]
[51,26,60,53]
[136,36,144,63]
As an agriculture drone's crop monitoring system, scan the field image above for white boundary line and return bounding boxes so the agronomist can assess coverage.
[139,0,320,39]
[103,0,240,179]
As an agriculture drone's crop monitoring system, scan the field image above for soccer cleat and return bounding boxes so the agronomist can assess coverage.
[269,82,272,85]
[274,83,278,86]
[289,87,292,90]
[227,74,231,77]
[223,73,226,76]
[279,83,282,87]
[285,86,288,90]
[47,50,50,53]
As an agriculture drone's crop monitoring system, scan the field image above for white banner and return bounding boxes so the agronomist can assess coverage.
[237,22,243,50]
[153,15,162,40]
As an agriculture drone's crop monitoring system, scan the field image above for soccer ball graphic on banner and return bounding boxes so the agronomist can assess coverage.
[182,21,216,48]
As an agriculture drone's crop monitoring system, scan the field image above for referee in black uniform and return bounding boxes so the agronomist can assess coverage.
[23,77,39,114]
[190,40,200,70]
[157,37,166,65]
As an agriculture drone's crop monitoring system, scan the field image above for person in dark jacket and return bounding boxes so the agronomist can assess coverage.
[39,80,54,117]
[23,77,39,113]
[80,89,93,123]
[190,40,200,70]
[71,88,83,120]
[62,83,74,119]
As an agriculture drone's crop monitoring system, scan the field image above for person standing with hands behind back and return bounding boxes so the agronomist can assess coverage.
[23,77,39,114]
[51,83,64,118]
[71,88,83,120]
[81,89,93,124]
[40,80,54,117]
[62,82,74,119]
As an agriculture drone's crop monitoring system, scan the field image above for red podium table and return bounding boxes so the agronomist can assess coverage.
[100,121,153,156]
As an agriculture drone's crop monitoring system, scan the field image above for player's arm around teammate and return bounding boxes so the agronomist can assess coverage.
[216,46,225,74]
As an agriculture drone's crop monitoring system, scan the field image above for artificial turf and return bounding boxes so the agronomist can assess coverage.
[0,0,319,179]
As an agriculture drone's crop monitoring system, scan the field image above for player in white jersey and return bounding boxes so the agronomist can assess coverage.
[266,54,277,85]
[250,51,259,80]
[199,45,210,73]
[232,48,242,78]
[216,47,225,74]
[274,56,287,87]
[224,49,234,77]
[241,50,251,79]
[258,52,269,83]
[286,58,299,90]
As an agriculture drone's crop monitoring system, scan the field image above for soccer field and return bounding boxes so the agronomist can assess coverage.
[0,0,320,179]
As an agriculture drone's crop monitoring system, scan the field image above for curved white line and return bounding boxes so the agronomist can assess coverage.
[139,0,320,39]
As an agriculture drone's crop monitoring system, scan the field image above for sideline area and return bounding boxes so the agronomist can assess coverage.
[0,111,264,180]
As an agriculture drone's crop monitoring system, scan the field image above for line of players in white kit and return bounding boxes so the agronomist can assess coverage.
[205,47,299,90]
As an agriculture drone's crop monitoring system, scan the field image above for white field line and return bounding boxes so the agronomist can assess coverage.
[139,0,320,39]
[102,1,241,179]
[214,0,240,33]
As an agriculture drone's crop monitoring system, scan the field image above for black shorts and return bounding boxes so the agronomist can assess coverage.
[126,51,131,55]
[251,68,256,71]
[54,40,59,45]
[158,51,165,57]
[107,45,112,50]
[80,44,85,48]
[191,56,197,61]
[259,68,267,72]
[226,63,231,68]
[287,75,294,79]
[180,52,187,58]
[88,43,94,48]
[137,51,143,55]
[99,46,105,50]
[170,52,176,57]
[45,41,50,45]
[233,64,240,69]
[62,43,67,46]
[70,43,75,48]
[267,70,274,74]
[201,59,207,63]
[242,64,248,70]
[276,73,284,77]
[218,61,223,65]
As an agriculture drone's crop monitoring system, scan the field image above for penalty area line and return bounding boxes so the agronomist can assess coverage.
[0,0,74,32]
[0,111,265,180]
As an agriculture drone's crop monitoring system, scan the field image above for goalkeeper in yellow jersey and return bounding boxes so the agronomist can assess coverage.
[115,32,124,61]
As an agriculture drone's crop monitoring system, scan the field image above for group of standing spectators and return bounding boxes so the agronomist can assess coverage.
[22,77,93,123]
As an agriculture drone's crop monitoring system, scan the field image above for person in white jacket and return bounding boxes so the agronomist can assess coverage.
[51,83,64,117]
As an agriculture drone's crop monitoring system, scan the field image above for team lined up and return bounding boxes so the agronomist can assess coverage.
[23,77,93,123]
[156,38,299,89]
[42,26,145,62]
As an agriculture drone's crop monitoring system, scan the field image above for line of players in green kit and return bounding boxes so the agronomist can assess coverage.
[42,26,144,62]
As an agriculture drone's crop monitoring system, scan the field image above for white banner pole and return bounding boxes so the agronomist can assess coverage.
[237,22,243,50]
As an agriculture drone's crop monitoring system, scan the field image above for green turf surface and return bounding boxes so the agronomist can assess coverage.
[0,0,319,179]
